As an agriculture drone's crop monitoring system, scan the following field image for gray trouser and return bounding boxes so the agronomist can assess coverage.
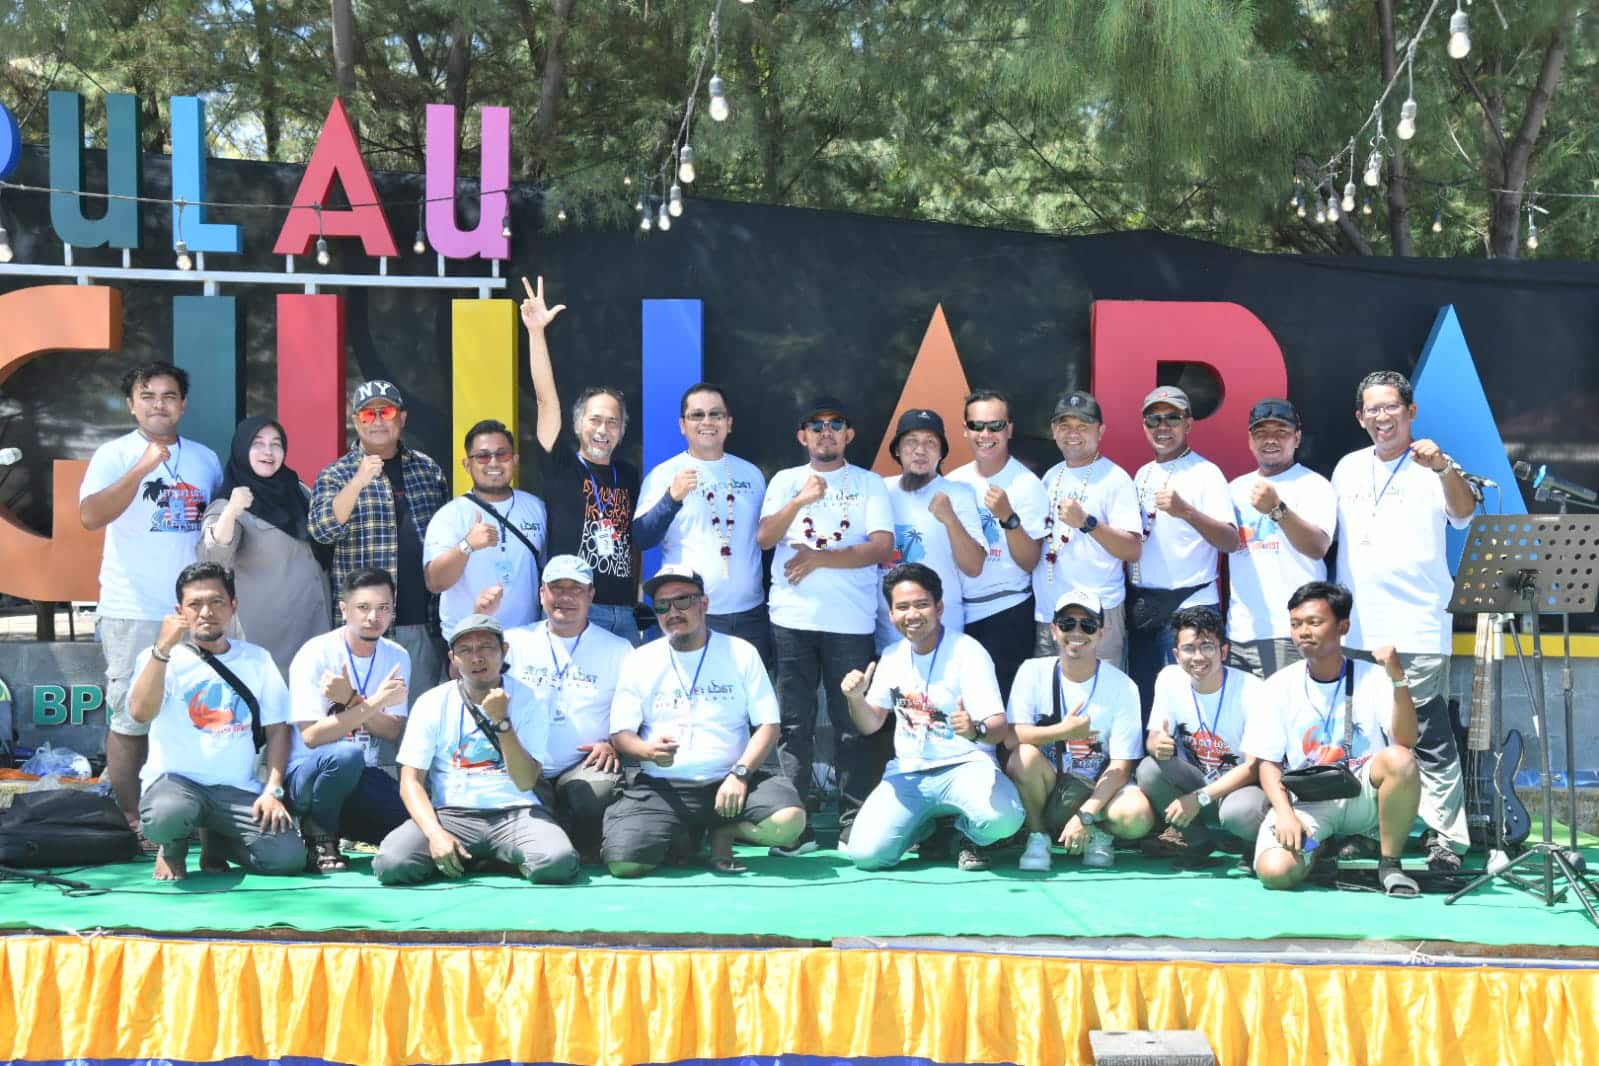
[534,761,624,857]
[373,805,578,884]
[1226,637,1302,679]
[138,773,305,875]
[1134,756,1269,847]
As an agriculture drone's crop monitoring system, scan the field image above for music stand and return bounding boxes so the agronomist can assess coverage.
[1444,515,1599,923]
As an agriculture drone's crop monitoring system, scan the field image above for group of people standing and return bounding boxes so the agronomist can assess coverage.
[75,274,1478,897]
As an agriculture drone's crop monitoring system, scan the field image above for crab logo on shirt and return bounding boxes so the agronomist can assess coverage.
[891,687,953,740]
[144,478,204,533]
[452,733,505,772]
[185,680,249,735]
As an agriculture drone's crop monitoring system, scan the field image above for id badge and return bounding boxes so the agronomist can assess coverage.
[494,558,516,586]
[548,692,568,725]
[594,521,617,558]
[1203,765,1225,784]
[352,729,378,768]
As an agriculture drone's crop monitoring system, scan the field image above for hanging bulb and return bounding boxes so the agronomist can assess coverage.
[669,183,684,217]
[708,75,730,122]
[623,174,633,188]
[1289,191,1302,213]
[500,215,512,240]
[1314,198,1327,224]
[1360,198,1373,216]
[1397,98,1418,140]
[1363,149,1382,187]
[1296,201,1307,219]
[175,240,193,271]
[678,144,696,184]
[657,202,672,231]
[640,211,654,232]
[1326,195,1341,223]
[412,230,427,255]
[635,193,646,214]
[556,203,568,223]
[1526,223,1539,250]
[1447,8,1471,60]
[0,225,15,263]
[315,237,331,266]
[1341,181,1356,213]
[1431,210,1444,233]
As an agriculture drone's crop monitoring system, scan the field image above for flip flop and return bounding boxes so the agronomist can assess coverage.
[1378,864,1420,898]
[709,855,748,874]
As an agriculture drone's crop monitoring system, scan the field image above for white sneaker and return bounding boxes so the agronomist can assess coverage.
[1018,832,1053,872]
[1082,827,1116,868]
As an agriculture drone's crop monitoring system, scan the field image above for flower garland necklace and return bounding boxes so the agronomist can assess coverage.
[1042,458,1096,582]
[703,459,736,576]
[800,467,852,549]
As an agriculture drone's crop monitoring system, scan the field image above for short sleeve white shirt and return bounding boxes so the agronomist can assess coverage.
[636,451,766,613]
[1031,457,1142,620]
[946,458,1049,623]
[504,620,634,772]
[80,431,223,621]
[136,640,290,791]
[1243,658,1395,773]
[1148,664,1264,779]
[1007,656,1143,777]
[423,491,547,633]
[396,677,547,810]
[1227,464,1336,641]
[610,634,778,783]
[285,628,412,769]
[864,632,1003,777]
[763,464,893,634]
[1131,452,1234,605]
[874,475,985,647]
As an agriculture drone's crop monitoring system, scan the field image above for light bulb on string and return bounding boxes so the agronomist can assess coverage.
[0,225,15,264]
[1364,148,1382,187]
[678,144,696,184]
[556,202,568,223]
[315,237,331,266]
[1341,181,1356,213]
[708,75,730,122]
[1526,222,1539,251]
[635,193,646,214]
[413,230,427,255]
[1314,197,1327,224]
[1296,200,1307,219]
[623,174,633,188]
[1431,210,1443,233]
[1361,198,1373,216]
[501,215,512,240]
[657,202,672,232]
[1289,190,1302,214]
[1447,6,1471,60]
[669,182,684,217]
[175,240,193,272]
[640,209,654,233]
[413,200,427,254]
[1397,97,1417,141]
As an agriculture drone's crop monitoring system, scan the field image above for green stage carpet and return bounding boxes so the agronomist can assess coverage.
[5,845,1599,949]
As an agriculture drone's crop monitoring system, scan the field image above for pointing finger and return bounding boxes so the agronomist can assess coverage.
[521,275,536,299]
[384,663,403,683]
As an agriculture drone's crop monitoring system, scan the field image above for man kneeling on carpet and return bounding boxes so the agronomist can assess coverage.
[1243,581,1421,897]
[603,565,807,876]
[373,613,579,884]
[1004,589,1154,872]
[130,562,303,881]
[841,563,1025,871]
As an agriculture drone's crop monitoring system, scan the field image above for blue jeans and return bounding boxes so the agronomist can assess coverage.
[284,741,409,844]
[588,602,642,646]
[846,760,1025,870]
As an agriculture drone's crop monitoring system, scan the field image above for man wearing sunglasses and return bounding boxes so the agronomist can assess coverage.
[1126,386,1237,722]
[758,396,894,855]
[1226,398,1335,679]
[310,378,451,691]
[603,566,807,876]
[423,419,548,634]
[1330,370,1476,873]
[1005,589,1152,871]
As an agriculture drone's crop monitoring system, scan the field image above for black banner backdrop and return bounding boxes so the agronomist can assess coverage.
[2,145,1596,558]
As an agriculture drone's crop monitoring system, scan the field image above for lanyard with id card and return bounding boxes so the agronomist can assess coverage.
[344,641,382,767]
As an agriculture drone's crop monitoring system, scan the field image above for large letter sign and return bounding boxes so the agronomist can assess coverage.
[272,98,399,258]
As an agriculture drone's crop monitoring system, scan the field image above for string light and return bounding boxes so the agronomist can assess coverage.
[173,199,192,270]
[640,205,654,232]
[678,144,696,184]
[1314,196,1327,224]
[635,192,646,214]
[500,214,512,240]
[1364,122,1385,186]
[1361,197,1373,216]
[669,182,684,217]
[412,199,427,254]
[623,173,633,188]
[1525,218,1539,250]
[314,205,330,266]
[1431,210,1443,233]
[1447,3,1471,59]
[1397,59,1419,140]
[556,202,568,223]
[0,225,13,264]
[708,76,729,122]
[657,201,672,232]
[1342,180,1356,214]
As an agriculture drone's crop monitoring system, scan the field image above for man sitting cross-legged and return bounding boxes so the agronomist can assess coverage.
[373,614,578,885]
[1244,581,1421,897]
[842,563,1024,871]
[1004,589,1154,872]
[603,565,807,876]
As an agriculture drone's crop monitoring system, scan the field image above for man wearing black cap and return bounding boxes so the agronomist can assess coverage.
[1226,398,1335,678]
[757,396,894,854]
[1126,386,1236,720]
[310,378,451,691]
[1032,390,1144,667]
[874,408,985,651]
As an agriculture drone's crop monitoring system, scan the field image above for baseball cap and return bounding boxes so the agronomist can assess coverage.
[541,554,593,586]
[352,379,404,410]
[448,612,504,645]
[644,564,706,600]
[1053,588,1105,621]
[1248,397,1300,429]
[799,395,851,428]
[1141,386,1191,414]
[890,408,948,461]
[1051,391,1103,425]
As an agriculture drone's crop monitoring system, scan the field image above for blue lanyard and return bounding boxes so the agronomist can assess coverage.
[1303,660,1348,741]
[147,435,182,484]
[910,635,943,694]
[1190,670,1228,739]
[1057,662,1100,719]
[669,639,712,701]
[1371,451,1410,510]
[578,455,619,522]
[545,623,587,688]
[344,638,378,696]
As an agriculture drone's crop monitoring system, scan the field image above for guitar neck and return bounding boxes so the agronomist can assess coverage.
[1466,612,1497,752]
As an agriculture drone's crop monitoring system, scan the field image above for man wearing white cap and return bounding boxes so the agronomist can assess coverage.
[1004,588,1153,872]
[1126,386,1236,720]
[373,612,578,884]
[603,565,807,876]
[502,554,633,862]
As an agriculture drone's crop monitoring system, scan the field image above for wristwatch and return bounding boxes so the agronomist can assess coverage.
[457,538,475,556]
[1077,810,1097,828]
[1078,514,1099,535]
[729,763,750,781]
[972,720,989,741]
[1194,790,1214,809]
[1268,501,1288,522]
[269,785,285,800]
[491,717,513,733]
[999,513,1022,530]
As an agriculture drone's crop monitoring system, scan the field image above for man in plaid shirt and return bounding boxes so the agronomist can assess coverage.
[311,380,451,699]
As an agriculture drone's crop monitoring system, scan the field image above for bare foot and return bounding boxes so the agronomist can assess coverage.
[153,847,188,881]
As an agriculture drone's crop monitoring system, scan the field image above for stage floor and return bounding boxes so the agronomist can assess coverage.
[7,841,1599,951]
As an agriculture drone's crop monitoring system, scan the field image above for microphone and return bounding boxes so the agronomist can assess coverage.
[0,448,20,466]
[1459,471,1497,490]
[1514,460,1599,505]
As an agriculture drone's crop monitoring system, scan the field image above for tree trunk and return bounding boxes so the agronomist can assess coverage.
[251,0,281,159]
[332,0,359,104]
[736,18,783,199]
[535,0,577,143]
[1375,0,1411,255]
[1485,8,1574,258]
[445,16,474,116]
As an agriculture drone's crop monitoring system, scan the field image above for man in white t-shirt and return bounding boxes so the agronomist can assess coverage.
[1333,370,1476,871]
[1136,606,1269,864]
[79,361,224,830]
[948,389,1049,699]
[504,555,633,862]
[1243,581,1422,897]
[1226,398,1335,678]
[874,409,986,650]
[634,383,771,667]
[603,566,807,876]
[1005,589,1153,872]
[841,563,1024,870]
[284,568,414,872]
[758,396,895,854]
[424,418,548,634]
[372,614,578,885]
[1030,391,1142,667]
[1127,386,1237,721]
[129,562,301,881]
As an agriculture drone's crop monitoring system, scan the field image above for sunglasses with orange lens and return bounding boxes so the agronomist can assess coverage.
[356,404,400,425]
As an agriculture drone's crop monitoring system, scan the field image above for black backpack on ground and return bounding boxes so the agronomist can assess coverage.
[0,789,139,867]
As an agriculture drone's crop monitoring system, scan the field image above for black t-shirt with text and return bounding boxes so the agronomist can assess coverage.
[385,454,429,626]
[537,438,640,607]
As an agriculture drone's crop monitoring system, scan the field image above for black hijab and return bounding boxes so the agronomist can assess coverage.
[219,416,311,540]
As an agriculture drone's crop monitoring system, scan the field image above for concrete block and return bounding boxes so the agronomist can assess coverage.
[1090,1029,1216,1065]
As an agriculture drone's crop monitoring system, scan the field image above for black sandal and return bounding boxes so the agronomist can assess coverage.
[1378,863,1419,898]
[306,835,349,873]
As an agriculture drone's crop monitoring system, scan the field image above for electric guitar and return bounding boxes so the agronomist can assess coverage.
[1463,612,1531,848]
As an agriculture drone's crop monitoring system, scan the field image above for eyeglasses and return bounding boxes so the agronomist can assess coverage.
[468,449,513,463]
[651,592,703,615]
[1053,616,1101,634]
[965,419,1009,433]
[1361,401,1406,418]
[356,404,400,425]
[684,410,729,423]
[805,418,847,433]
[1177,642,1221,656]
[1142,411,1187,429]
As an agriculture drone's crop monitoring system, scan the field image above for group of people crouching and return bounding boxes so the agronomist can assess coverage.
[132,550,1425,899]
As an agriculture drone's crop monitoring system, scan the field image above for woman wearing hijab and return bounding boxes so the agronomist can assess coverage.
[198,417,331,674]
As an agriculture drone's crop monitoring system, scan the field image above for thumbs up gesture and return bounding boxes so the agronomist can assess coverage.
[466,514,499,551]
[1148,718,1177,760]
[322,664,356,707]
[841,660,877,701]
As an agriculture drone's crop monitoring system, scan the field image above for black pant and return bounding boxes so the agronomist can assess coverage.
[964,595,1034,703]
